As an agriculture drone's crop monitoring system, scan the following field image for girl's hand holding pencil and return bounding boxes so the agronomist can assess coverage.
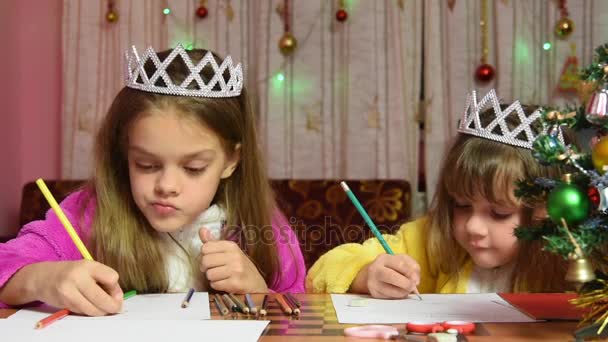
[351,254,421,299]
[0,179,124,317]
[24,259,123,317]
[340,181,423,300]
[34,178,123,316]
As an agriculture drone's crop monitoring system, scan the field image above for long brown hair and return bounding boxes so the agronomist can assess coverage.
[426,105,573,292]
[88,48,279,292]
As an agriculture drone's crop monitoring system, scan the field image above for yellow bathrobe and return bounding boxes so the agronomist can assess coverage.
[306,217,475,294]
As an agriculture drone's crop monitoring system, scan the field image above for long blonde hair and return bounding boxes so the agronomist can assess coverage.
[426,105,572,292]
[88,48,279,292]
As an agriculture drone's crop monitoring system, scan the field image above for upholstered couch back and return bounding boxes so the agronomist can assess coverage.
[18,179,411,269]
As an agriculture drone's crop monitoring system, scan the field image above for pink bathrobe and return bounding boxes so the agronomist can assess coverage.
[0,190,306,307]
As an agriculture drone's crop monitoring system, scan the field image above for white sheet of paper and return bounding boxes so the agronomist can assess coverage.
[331,293,536,324]
[8,292,211,321]
[0,319,269,342]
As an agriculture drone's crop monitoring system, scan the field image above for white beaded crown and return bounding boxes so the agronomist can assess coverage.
[124,44,243,98]
[457,89,544,149]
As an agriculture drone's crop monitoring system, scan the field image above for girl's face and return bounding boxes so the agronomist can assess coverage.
[451,193,522,269]
[127,108,239,233]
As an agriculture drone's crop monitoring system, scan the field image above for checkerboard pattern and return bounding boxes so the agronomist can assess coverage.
[210,294,488,338]
[210,295,345,336]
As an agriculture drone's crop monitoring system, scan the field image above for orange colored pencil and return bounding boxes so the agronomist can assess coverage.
[35,309,69,329]
[275,293,292,315]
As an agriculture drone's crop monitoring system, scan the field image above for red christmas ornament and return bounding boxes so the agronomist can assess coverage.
[196,6,208,18]
[336,9,348,22]
[475,63,495,83]
[588,186,601,208]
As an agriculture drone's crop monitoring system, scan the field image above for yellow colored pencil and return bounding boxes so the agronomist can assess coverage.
[35,178,93,260]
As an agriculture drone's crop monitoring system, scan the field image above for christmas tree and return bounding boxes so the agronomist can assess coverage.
[515,43,608,337]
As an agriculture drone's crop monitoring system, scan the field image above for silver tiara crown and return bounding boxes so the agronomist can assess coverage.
[457,89,545,149]
[124,44,243,98]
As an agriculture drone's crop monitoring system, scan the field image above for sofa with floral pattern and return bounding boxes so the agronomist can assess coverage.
[16,179,411,269]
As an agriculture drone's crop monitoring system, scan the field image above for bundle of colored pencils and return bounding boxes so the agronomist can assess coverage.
[212,293,301,318]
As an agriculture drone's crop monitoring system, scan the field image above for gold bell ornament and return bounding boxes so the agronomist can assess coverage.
[565,257,596,289]
[560,217,596,289]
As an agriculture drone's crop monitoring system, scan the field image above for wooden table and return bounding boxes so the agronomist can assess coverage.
[0,294,591,341]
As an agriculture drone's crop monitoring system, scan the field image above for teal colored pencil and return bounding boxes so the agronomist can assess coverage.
[340,181,422,300]
[340,181,394,254]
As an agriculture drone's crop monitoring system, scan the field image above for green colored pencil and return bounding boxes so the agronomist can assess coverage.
[123,290,137,300]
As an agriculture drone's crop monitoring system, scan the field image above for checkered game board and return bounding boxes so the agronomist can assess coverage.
[209,295,488,338]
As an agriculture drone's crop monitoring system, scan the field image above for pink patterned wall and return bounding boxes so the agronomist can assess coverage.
[0,0,62,237]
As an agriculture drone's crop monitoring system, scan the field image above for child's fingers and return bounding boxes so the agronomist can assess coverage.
[400,266,421,287]
[88,262,123,310]
[209,278,238,293]
[99,280,124,302]
[410,272,421,286]
[79,281,122,315]
[199,227,213,243]
[201,240,239,255]
[374,282,411,299]
[383,255,420,283]
[200,252,228,272]
[205,265,231,283]
[89,262,120,287]
[63,290,108,317]
[405,260,421,284]
[90,263,123,295]
[377,266,413,292]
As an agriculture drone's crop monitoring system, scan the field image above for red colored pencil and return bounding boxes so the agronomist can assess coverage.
[35,309,70,329]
